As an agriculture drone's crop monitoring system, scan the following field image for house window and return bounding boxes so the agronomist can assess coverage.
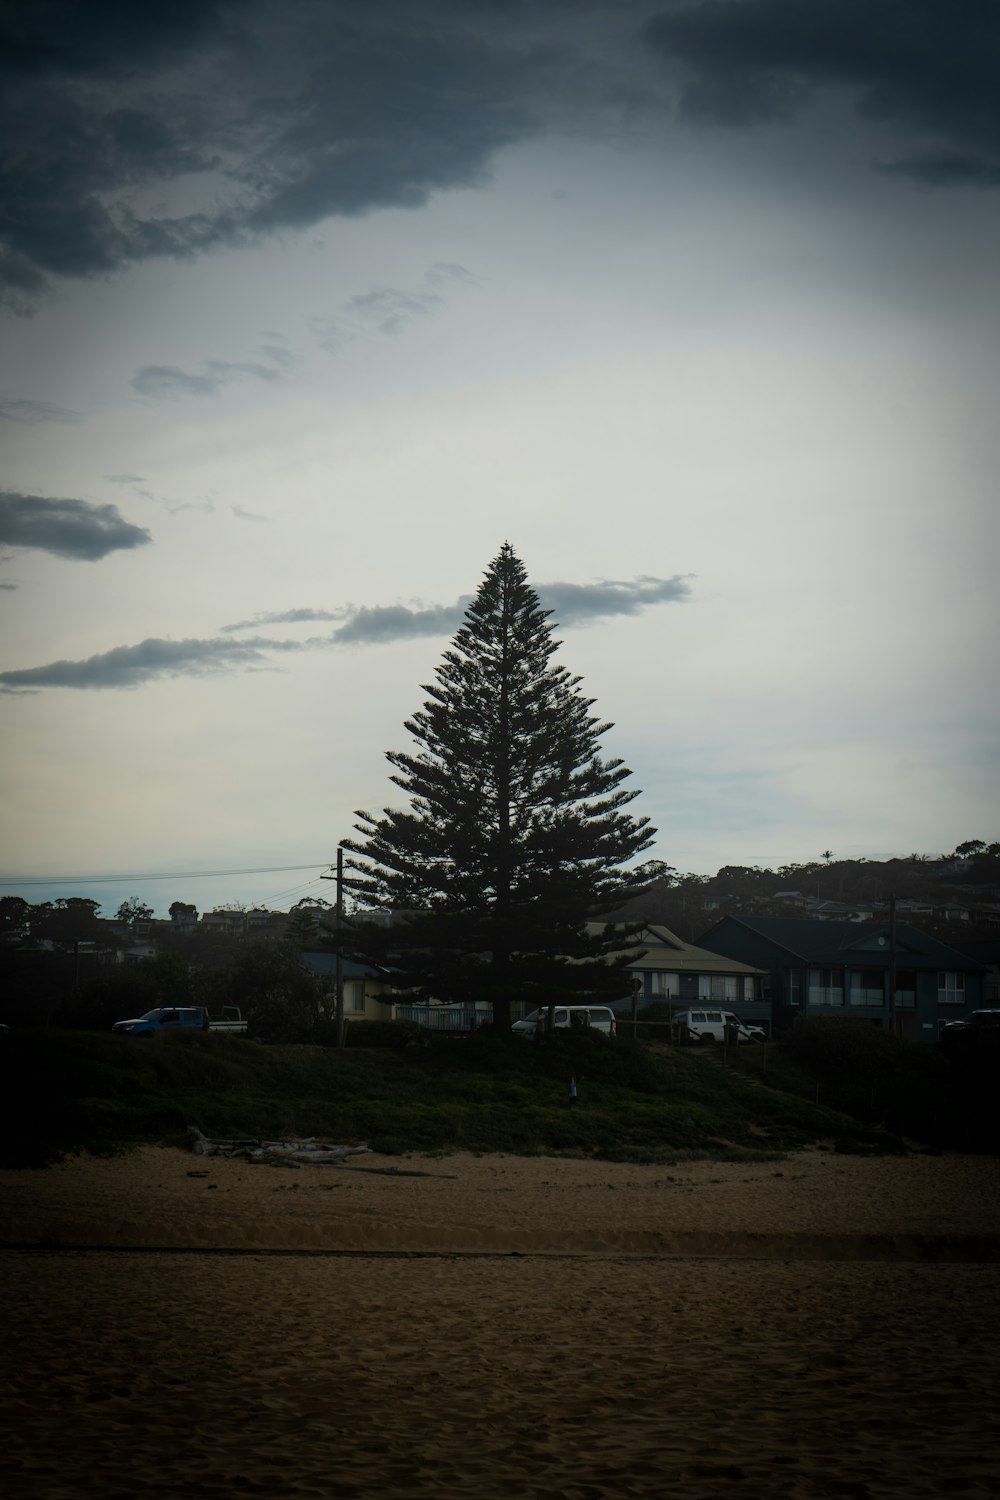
[346,981,366,1014]
[698,975,739,1003]
[937,971,965,1005]
[808,968,844,1006]
[894,970,916,1009]
[787,969,802,1007]
[743,977,756,1003]
[849,969,884,1007]
[648,972,679,998]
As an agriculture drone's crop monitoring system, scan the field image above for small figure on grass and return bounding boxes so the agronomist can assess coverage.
[568,1075,578,1107]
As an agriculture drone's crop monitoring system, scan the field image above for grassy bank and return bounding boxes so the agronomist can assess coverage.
[0,1023,920,1169]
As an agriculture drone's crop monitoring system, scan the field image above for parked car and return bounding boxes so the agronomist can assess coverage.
[512,1005,617,1038]
[112,1006,247,1036]
[671,1009,765,1045]
[940,1009,1000,1037]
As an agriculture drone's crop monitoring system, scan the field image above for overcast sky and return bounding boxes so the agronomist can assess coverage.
[2,0,997,917]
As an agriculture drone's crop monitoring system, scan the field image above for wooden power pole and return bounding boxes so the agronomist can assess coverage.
[888,893,897,1037]
[335,845,345,1049]
[321,847,347,1048]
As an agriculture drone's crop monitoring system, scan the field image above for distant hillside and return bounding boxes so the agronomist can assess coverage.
[616,841,1000,947]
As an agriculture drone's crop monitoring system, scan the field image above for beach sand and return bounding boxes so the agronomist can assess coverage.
[3,1148,1000,1498]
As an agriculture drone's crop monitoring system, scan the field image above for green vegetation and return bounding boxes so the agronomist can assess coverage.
[1,1019,964,1170]
[733,1019,999,1154]
[52,952,195,1032]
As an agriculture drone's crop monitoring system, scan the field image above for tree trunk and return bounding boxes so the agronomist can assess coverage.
[492,571,513,1030]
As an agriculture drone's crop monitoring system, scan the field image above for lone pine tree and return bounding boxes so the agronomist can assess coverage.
[343,544,661,1028]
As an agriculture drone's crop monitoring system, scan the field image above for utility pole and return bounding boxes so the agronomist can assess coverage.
[335,845,345,1048]
[321,847,347,1048]
[888,893,897,1037]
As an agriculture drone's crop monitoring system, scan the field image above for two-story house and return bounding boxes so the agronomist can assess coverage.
[696,915,986,1040]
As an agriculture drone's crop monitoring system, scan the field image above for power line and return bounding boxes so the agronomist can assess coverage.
[259,875,331,906]
[0,862,333,888]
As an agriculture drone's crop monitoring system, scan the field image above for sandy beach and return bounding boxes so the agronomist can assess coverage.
[4,1147,1000,1498]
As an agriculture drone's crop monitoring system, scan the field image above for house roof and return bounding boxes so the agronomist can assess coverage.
[700,915,985,971]
[599,923,766,977]
[300,953,394,981]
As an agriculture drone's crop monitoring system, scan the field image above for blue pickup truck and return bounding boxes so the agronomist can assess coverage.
[112,1006,247,1037]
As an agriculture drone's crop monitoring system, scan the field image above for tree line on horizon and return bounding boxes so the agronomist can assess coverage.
[2,837,997,947]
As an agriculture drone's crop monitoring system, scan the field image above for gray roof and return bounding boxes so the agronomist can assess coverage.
[699,915,985,971]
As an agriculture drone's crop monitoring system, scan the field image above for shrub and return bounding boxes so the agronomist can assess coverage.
[342,1019,425,1048]
[55,953,194,1032]
[778,1017,951,1145]
[782,1017,908,1081]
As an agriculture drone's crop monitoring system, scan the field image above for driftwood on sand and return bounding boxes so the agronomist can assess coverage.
[186,1126,372,1166]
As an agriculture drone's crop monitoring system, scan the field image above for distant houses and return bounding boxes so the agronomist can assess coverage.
[6,891,996,1041]
[716,889,984,926]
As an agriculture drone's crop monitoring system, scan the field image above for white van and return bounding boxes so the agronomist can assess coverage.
[512,1005,617,1038]
[671,1009,765,1045]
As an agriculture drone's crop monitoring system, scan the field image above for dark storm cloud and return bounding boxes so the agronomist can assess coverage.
[540,574,692,624]
[644,0,1000,183]
[0,85,222,310]
[0,0,552,308]
[875,150,1000,189]
[3,570,691,689]
[0,633,307,693]
[0,492,152,559]
[332,603,464,644]
[0,397,83,424]
[0,0,227,306]
[4,1,999,309]
[1,0,225,79]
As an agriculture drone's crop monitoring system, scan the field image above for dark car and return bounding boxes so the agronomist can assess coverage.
[940,1009,1000,1037]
